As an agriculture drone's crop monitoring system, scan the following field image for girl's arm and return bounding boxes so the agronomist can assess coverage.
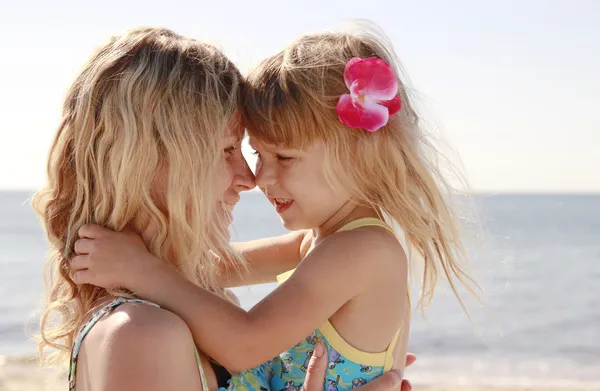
[225,229,308,286]
[72,225,403,373]
[72,224,307,288]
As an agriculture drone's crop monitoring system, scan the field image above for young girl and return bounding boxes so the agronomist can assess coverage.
[71,23,476,391]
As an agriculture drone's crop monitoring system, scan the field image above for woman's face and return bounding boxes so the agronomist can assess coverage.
[214,116,256,235]
[147,116,255,243]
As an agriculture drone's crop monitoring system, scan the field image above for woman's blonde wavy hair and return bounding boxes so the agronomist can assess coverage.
[32,27,244,366]
[242,21,480,314]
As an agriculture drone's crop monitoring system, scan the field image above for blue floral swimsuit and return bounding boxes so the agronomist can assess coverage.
[221,217,404,391]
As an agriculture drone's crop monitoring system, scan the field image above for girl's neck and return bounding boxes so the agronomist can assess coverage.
[313,202,380,243]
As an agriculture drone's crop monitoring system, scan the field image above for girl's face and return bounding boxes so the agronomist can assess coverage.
[250,137,351,231]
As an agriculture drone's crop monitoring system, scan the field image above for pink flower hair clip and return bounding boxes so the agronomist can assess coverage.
[336,57,401,132]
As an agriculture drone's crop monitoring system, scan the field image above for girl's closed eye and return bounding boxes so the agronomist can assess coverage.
[250,148,294,163]
[276,154,294,162]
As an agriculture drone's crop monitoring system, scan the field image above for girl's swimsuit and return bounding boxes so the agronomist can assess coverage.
[223,217,404,391]
[270,217,401,391]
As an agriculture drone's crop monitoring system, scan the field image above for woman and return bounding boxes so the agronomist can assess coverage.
[33,26,252,390]
[33,27,413,391]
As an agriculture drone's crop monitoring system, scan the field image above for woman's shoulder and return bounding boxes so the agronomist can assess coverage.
[87,300,194,352]
[76,300,201,390]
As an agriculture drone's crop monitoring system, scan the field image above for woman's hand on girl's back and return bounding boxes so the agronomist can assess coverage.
[70,224,159,291]
[303,341,415,391]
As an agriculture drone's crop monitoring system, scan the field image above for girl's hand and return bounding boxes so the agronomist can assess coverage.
[70,224,160,291]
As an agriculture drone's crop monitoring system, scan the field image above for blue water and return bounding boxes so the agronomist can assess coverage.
[0,191,598,388]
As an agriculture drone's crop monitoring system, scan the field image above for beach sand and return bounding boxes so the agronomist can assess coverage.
[1,358,596,391]
[0,357,64,391]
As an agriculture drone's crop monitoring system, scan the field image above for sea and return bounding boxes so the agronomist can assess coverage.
[0,191,599,389]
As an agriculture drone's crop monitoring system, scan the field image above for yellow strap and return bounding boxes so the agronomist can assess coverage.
[382,327,402,371]
[319,320,387,366]
[336,217,395,235]
[276,269,294,284]
[339,218,401,372]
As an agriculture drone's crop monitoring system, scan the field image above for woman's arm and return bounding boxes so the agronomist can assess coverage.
[302,342,416,391]
[73,225,406,373]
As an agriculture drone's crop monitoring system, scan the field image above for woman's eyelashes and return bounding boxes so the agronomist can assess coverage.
[224,144,242,158]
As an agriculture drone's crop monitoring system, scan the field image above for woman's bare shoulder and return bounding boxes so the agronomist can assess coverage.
[79,301,201,391]
[89,301,196,357]
[104,301,191,334]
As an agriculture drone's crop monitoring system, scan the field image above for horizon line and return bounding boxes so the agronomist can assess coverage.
[1,188,599,196]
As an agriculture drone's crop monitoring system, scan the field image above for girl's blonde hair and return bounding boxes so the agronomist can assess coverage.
[32,27,244,366]
[242,22,480,313]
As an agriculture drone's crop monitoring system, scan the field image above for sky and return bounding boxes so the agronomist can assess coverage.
[0,0,598,192]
